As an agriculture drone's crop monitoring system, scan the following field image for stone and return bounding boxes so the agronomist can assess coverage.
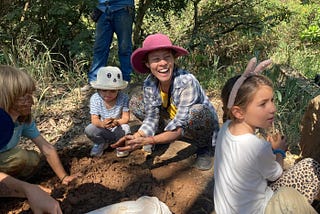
[300,95,320,163]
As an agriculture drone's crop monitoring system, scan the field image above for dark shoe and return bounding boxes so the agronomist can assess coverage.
[194,153,213,171]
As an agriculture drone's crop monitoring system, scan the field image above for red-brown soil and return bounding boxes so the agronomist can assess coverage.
[0,85,217,214]
[1,135,215,214]
[1,85,319,214]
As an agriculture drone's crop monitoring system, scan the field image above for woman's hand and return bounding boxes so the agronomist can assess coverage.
[111,135,135,151]
[111,135,153,152]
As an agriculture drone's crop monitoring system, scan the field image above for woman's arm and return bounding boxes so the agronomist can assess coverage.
[111,128,183,151]
[148,128,182,144]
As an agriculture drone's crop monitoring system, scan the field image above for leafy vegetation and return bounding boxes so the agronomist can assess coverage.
[1,0,320,153]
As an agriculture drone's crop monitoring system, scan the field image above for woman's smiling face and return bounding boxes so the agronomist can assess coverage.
[145,49,175,85]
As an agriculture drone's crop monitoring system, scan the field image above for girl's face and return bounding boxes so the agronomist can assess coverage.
[145,49,175,85]
[98,89,118,103]
[10,93,34,117]
[242,85,276,131]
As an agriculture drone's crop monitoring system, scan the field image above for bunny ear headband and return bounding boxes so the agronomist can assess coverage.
[227,57,273,109]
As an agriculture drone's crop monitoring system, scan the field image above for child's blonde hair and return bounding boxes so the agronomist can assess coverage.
[0,65,36,123]
[221,74,273,122]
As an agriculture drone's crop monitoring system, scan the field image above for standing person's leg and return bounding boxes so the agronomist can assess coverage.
[113,6,134,82]
[86,11,114,85]
[269,158,320,203]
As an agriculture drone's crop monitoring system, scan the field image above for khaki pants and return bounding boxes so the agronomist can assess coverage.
[265,187,317,214]
[0,147,40,179]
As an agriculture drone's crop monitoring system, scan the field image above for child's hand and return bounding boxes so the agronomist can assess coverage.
[267,132,287,151]
[103,118,114,129]
[111,119,119,127]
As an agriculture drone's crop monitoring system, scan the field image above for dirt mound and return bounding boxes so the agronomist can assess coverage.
[1,134,215,214]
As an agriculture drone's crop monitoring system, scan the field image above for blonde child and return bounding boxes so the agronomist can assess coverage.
[85,66,131,157]
[0,65,80,185]
[214,58,320,213]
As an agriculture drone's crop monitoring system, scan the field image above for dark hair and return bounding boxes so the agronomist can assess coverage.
[221,74,273,122]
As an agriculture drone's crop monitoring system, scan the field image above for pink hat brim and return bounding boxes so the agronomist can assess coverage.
[131,45,189,74]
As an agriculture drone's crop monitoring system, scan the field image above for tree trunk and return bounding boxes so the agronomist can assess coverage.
[133,0,152,49]
[299,95,320,164]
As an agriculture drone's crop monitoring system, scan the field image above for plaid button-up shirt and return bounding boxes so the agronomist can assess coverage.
[139,67,218,137]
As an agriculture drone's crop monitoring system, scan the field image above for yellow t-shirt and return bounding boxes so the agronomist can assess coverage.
[160,89,177,119]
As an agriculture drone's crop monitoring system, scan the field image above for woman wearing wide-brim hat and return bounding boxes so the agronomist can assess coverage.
[111,33,220,170]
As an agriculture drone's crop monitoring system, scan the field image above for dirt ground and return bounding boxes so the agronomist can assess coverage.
[0,85,218,214]
[1,84,319,214]
[1,124,215,213]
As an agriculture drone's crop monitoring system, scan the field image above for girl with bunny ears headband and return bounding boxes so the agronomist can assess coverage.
[214,57,320,214]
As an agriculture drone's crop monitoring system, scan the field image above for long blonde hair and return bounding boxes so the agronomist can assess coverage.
[0,65,36,122]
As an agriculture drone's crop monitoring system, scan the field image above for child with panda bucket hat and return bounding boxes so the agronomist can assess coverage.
[85,66,131,158]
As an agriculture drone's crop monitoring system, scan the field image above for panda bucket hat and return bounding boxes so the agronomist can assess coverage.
[91,66,128,90]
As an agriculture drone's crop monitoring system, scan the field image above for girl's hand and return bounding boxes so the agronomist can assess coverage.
[267,132,287,151]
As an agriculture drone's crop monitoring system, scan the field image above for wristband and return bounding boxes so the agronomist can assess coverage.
[273,149,286,159]
[61,174,68,182]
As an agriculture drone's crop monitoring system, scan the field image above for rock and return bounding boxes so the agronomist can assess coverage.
[299,95,320,163]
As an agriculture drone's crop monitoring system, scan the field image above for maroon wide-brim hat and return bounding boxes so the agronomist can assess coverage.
[131,33,189,74]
